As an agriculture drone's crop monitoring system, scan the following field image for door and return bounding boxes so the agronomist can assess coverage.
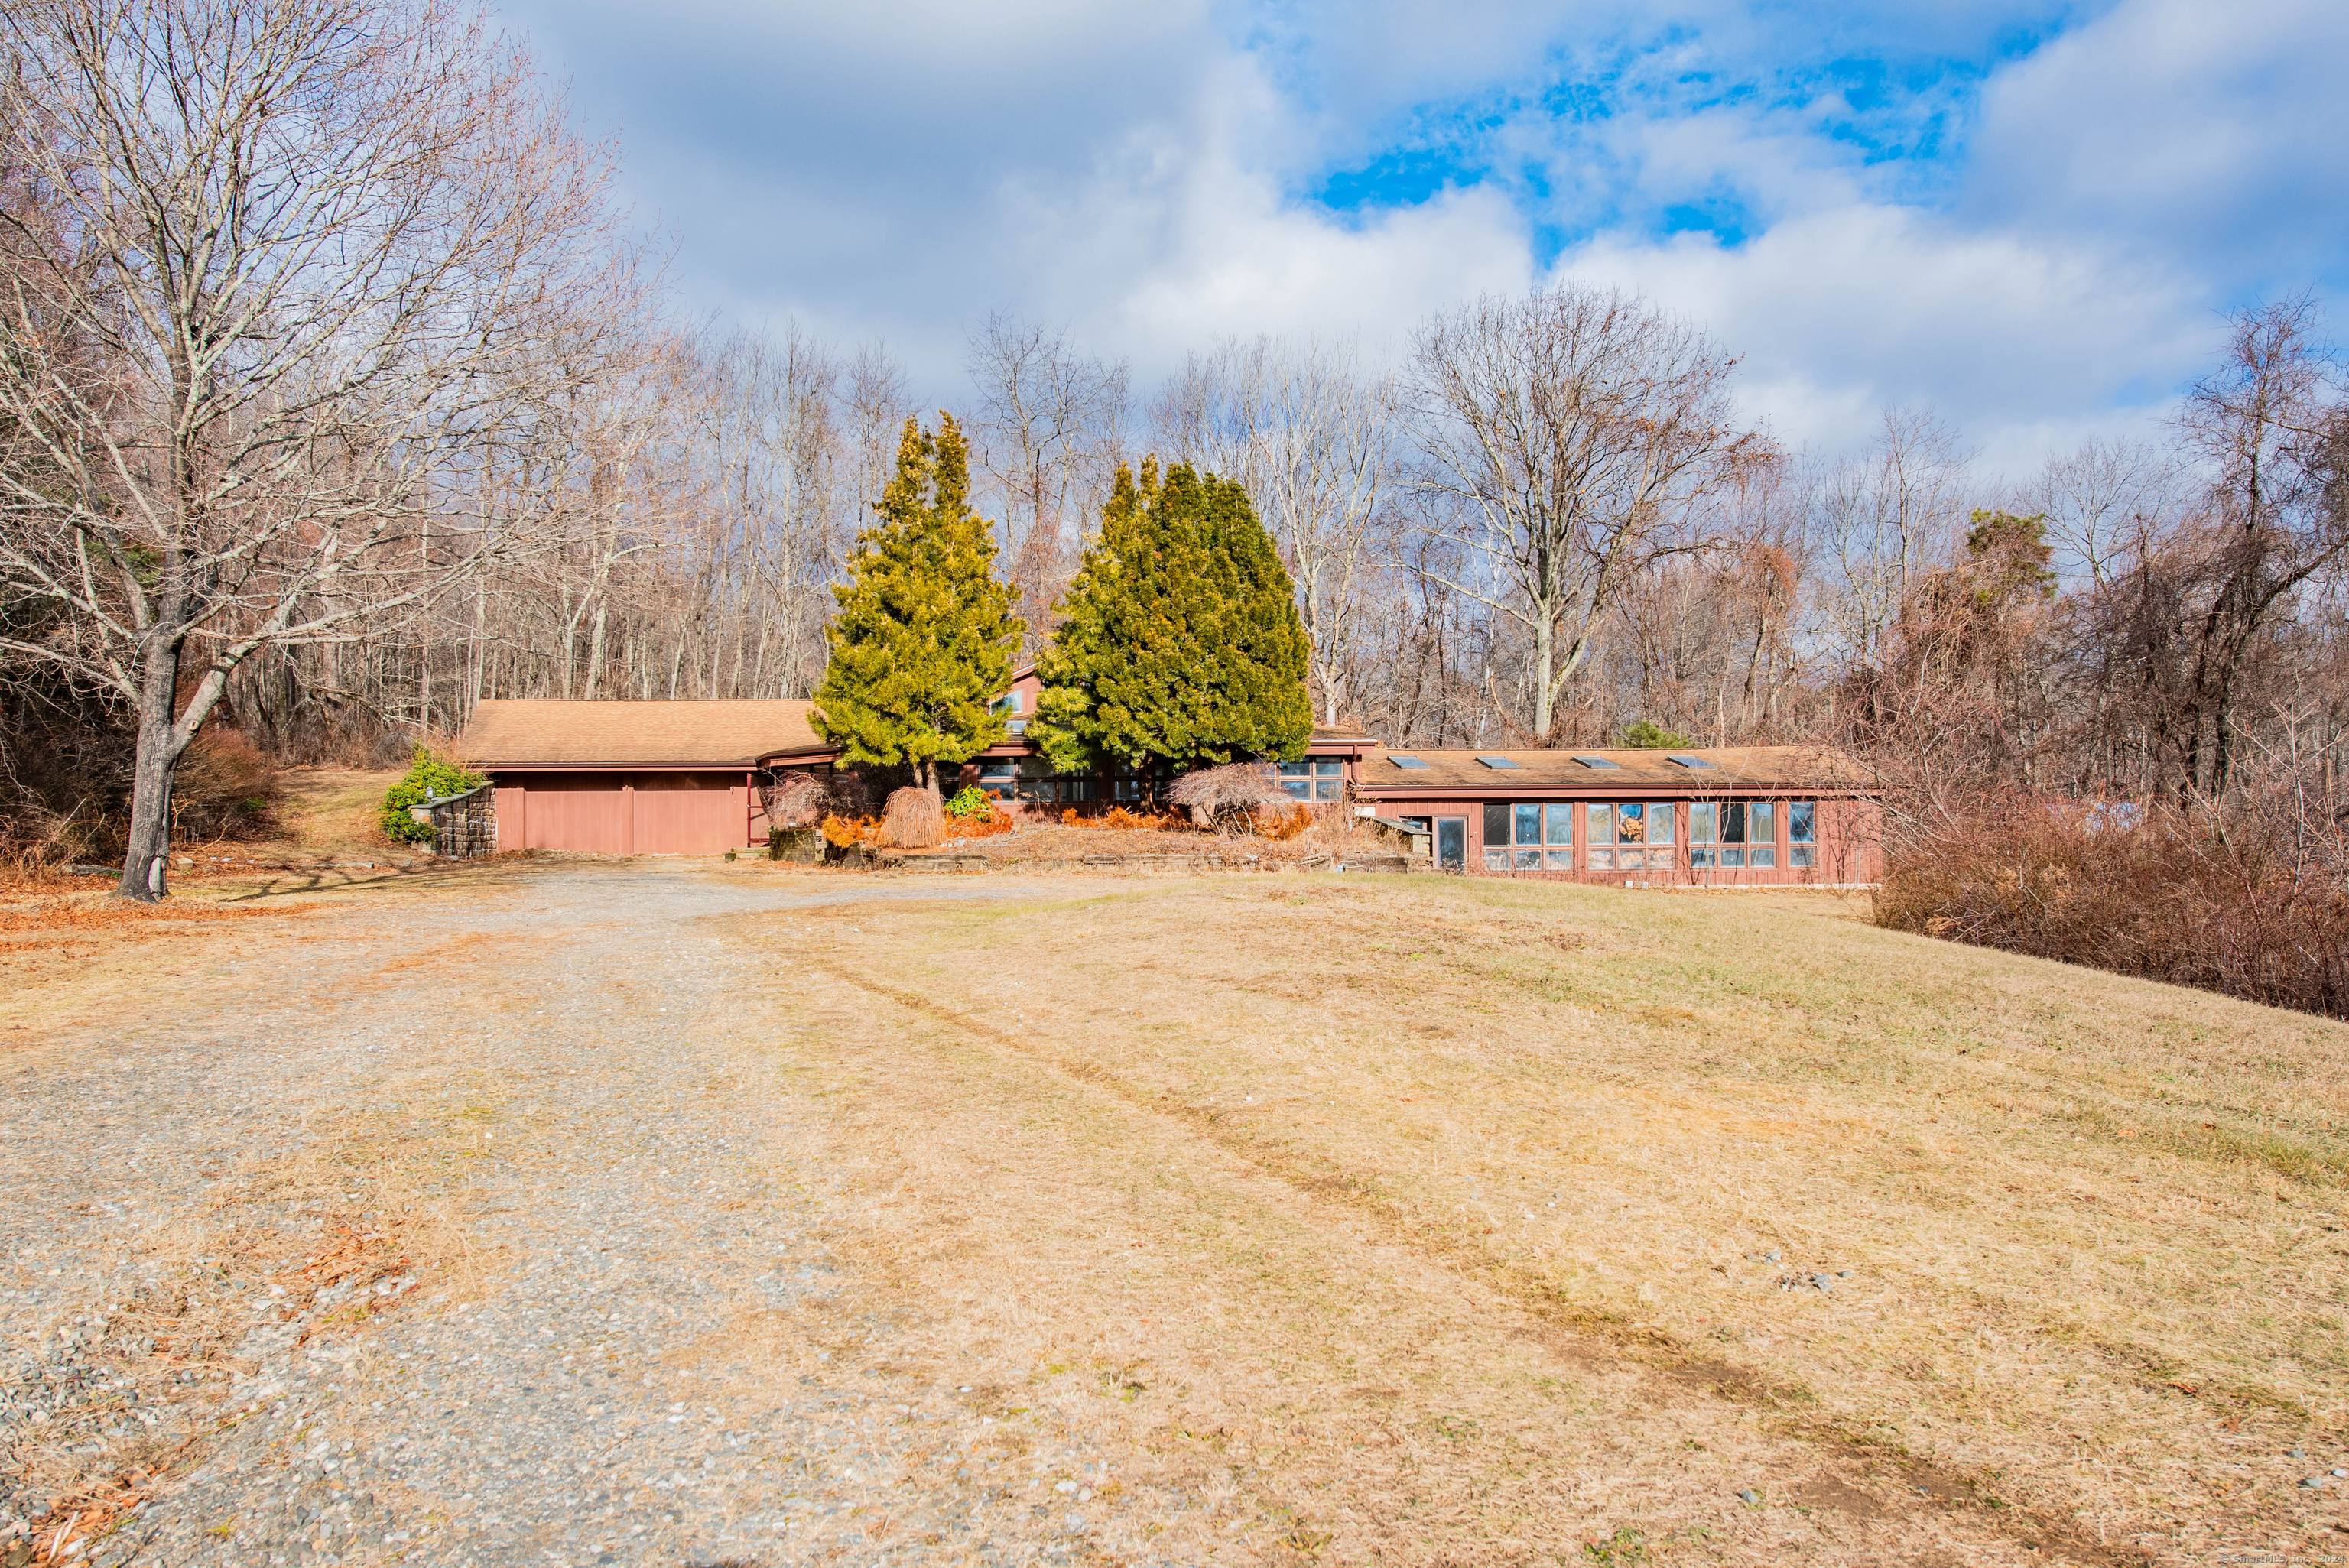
[1434,816,1466,872]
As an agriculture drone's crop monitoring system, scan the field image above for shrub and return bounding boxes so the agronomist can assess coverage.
[943,800,1015,839]
[763,771,833,829]
[820,813,880,849]
[1166,762,1290,833]
[1620,718,1691,748]
[171,727,282,841]
[876,786,944,849]
[1878,791,2349,1019]
[380,746,487,845]
[1258,803,1311,840]
[944,785,994,820]
[1100,806,1160,830]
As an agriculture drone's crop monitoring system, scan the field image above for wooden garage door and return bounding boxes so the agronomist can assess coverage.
[493,773,747,854]
[501,774,625,852]
[631,774,745,855]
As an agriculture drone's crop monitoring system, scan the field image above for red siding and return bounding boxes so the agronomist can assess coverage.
[493,771,757,855]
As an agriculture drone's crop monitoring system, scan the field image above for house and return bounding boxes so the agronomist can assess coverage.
[451,688,1878,882]
[449,677,1377,855]
[1350,744,1880,885]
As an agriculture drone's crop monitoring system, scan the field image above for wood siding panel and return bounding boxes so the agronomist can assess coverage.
[630,773,745,855]
[518,774,626,852]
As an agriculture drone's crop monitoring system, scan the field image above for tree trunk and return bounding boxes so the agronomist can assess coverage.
[117,636,186,902]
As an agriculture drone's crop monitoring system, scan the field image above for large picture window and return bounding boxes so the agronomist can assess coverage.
[1789,800,1816,867]
[1689,801,1775,868]
[1481,800,1575,871]
[1584,803,1674,871]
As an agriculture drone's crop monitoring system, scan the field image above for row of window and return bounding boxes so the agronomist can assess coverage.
[1478,800,1818,872]
[973,757,1347,805]
[1276,759,1345,800]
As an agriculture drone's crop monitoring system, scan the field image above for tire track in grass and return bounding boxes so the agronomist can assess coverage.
[800,956,2153,1568]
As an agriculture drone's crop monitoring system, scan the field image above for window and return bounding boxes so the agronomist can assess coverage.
[1476,755,1519,770]
[1688,801,1773,868]
[1111,767,1158,803]
[1277,758,1345,800]
[1789,800,1816,868]
[1025,776,1095,803]
[993,690,1022,714]
[977,760,1018,800]
[1481,800,1572,870]
[1582,802,1673,871]
[1667,754,1713,769]
[1388,753,1429,769]
[1009,760,1093,803]
[1573,755,1620,769]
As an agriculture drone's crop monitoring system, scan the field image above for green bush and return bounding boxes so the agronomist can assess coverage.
[1619,718,1691,749]
[944,785,994,820]
[380,746,489,844]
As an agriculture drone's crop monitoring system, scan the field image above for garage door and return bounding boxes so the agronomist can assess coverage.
[494,774,749,854]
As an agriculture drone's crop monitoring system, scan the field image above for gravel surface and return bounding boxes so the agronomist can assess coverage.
[2,865,1167,1567]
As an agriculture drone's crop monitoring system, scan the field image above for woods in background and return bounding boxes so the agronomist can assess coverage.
[3,2,2346,998]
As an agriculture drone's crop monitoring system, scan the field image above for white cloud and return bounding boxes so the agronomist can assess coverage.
[1559,203,2214,471]
[1964,0,2349,284]
[497,0,2344,475]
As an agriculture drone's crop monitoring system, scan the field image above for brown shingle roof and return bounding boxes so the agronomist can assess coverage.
[453,700,824,768]
[1354,744,1870,795]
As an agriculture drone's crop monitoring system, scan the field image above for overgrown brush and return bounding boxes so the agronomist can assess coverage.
[1877,792,2349,1018]
[1166,762,1291,833]
[763,771,834,828]
[171,727,283,842]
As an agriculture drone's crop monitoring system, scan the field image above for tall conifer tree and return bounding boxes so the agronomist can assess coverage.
[1034,460,1311,778]
[813,414,1023,793]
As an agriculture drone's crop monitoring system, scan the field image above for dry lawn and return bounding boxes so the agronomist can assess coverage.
[724,868,2349,1563]
[11,859,2347,1564]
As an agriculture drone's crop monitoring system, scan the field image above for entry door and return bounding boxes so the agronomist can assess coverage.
[1434,816,1467,872]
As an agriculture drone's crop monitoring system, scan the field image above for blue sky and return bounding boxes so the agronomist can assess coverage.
[502,0,2348,474]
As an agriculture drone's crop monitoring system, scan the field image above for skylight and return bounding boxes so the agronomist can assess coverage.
[1475,755,1519,770]
[1572,755,1620,769]
[1668,754,1714,768]
[1387,754,1428,769]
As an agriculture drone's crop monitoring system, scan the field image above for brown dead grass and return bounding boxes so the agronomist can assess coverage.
[732,876,2349,1563]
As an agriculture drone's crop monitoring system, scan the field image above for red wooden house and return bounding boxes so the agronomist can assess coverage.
[1351,744,1881,886]
[451,688,1880,885]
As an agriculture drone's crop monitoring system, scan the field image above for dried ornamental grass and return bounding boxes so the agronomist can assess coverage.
[876,786,944,849]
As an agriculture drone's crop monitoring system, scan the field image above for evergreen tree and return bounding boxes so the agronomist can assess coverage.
[1033,459,1312,778]
[813,414,1024,793]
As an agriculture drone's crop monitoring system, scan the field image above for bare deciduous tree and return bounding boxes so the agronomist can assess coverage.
[1405,284,1763,741]
[1810,407,1971,670]
[2031,436,2180,588]
[0,0,632,898]
[963,312,1127,657]
[1156,337,1395,726]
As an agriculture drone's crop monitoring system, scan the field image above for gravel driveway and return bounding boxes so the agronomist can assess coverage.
[5,862,1146,1568]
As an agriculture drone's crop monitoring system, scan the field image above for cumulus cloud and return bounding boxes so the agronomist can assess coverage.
[499,0,2344,472]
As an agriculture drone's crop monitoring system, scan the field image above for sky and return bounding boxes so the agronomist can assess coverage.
[499,0,2349,478]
